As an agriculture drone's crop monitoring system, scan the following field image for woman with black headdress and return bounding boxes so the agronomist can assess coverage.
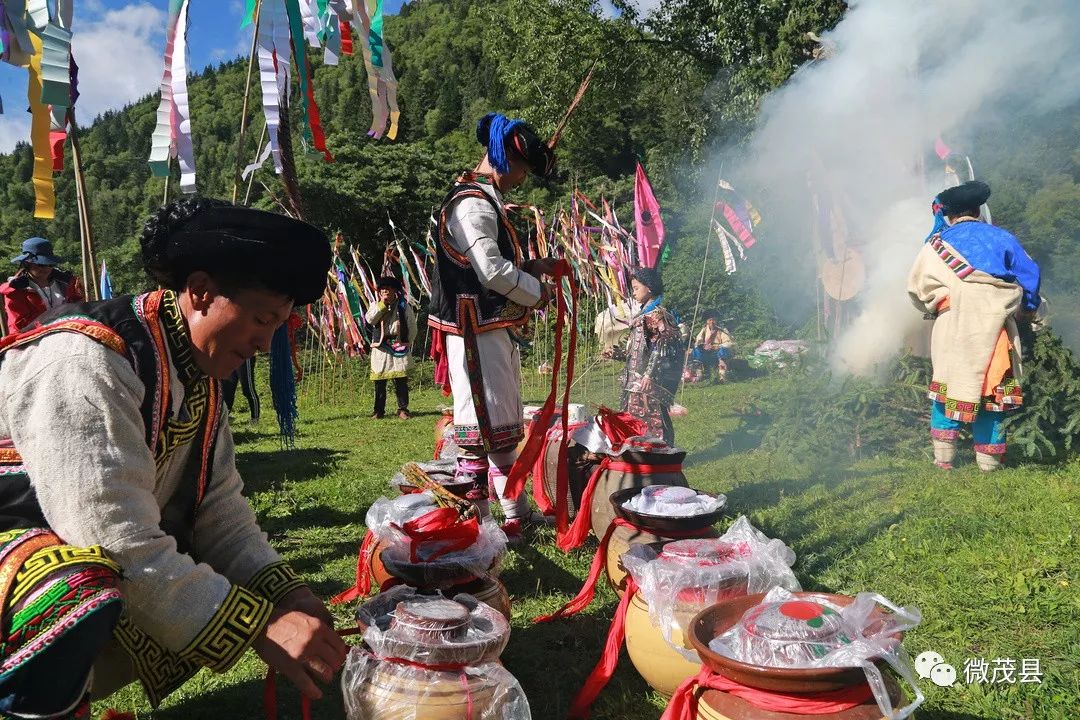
[0,199,345,716]
[367,275,417,419]
[621,267,683,444]
[908,180,1041,472]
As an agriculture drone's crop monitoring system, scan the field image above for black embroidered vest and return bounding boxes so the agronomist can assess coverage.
[0,291,223,554]
[428,179,530,335]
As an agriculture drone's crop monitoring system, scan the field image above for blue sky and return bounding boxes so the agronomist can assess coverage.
[0,0,410,151]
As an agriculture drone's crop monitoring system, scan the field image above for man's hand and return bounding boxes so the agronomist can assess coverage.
[276,586,335,627]
[523,258,560,278]
[534,281,557,308]
[253,608,348,700]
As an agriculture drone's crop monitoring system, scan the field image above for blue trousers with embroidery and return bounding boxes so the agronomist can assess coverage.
[930,401,1007,454]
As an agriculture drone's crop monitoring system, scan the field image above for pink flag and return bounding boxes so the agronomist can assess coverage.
[634,162,665,268]
[934,137,952,160]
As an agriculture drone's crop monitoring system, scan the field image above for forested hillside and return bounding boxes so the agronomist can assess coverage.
[0,0,1077,336]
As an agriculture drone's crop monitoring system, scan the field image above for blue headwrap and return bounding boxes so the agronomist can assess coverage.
[925,196,946,242]
[478,113,525,175]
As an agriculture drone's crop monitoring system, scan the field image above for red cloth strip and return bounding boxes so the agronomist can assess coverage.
[430,328,450,396]
[595,408,648,447]
[263,668,311,720]
[531,420,588,515]
[661,666,875,719]
[556,460,683,552]
[535,518,702,623]
[566,577,638,720]
[504,261,578,507]
[49,130,66,171]
[340,20,353,55]
[399,507,480,563]
[330,529,377,605]
[302,64,333,162]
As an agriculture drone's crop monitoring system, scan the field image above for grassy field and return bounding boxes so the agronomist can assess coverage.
[98,361,1078,719]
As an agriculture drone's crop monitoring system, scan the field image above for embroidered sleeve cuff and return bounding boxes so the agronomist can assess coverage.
[245,561,308,603]
[179,585,273,673]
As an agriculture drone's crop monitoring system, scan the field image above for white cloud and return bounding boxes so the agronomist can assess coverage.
[0,114,31,153]
[70,3,168,124]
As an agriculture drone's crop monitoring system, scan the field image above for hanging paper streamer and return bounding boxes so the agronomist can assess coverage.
[257,0,291,174]
[346,0,399,140]
[148,0,196,194]
[283,0,332,161]
[27,32,53,218]
[242,140,273,179]
[148,0,180,175]
[714,220,736,274]
[25,0,46,29]
[633,161,664,268]
[172,0,195,193]
[38,21,71,107]
[3,1,34,67]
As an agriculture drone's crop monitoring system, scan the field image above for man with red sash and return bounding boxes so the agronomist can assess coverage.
[428,113,558,542]
[0,199,346,717]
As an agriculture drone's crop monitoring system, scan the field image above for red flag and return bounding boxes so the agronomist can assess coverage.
[634,162,664,268]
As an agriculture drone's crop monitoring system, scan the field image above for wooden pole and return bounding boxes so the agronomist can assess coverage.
[68,110,99,300]
[679,163,724,403]
[232,0,263,204]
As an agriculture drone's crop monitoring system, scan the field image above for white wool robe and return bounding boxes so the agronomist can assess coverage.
[0,328,303,703]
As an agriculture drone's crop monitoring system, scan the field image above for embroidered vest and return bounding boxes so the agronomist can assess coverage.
[0,291,223,554]
[428,179,530,335]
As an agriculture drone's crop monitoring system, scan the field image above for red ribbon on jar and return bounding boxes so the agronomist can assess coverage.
[330,529,378,605]
[534,517,701,623]
[557,460,684,552]
[661,666,875,719]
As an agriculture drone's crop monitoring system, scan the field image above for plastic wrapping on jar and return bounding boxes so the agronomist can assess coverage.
[343,587,531,720]
[623,485,724,517]
[709,587,925,720]
[622,515,800,660]
[366,492,506,584]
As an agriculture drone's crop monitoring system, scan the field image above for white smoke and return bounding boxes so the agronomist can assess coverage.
[727,0,1080,374]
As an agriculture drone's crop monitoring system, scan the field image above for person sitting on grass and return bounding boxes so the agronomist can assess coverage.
[366,275,417,420]
[0,199,346,717]
[692,311,735,383]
